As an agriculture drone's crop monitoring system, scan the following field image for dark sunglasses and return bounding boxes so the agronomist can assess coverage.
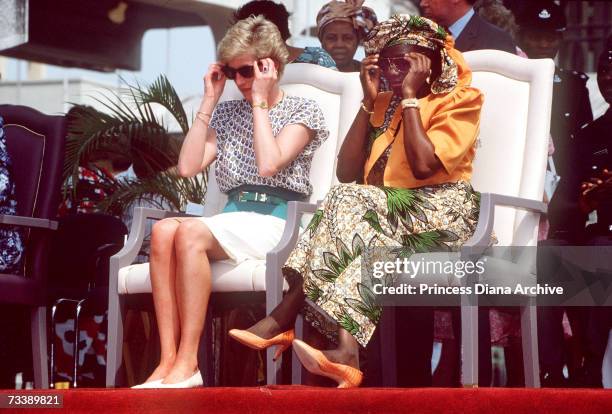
[378,57,411,73]
[221,64,255,80]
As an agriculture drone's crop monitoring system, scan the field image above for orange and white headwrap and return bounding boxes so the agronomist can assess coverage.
[364,15,458,94]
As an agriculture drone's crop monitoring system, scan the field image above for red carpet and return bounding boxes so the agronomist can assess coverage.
[1,386,611,413]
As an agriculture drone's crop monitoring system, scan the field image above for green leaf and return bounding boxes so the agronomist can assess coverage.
[382,187,436,233]
[368,126,385,145]
[357,283,377,309]
[351,234,366,258]
[335,310,361,335]
[435,25,448,39]
[306,209,324,237]
[132,75,190,135]
[362,209,384,233]
[322,251,343,275]
[305,280,324,302]
[312,268,338,283]
[335,238,353,268]
[98,172,207,214]
[399,230,459,253]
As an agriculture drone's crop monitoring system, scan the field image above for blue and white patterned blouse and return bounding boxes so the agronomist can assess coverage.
[293,46,337,70]
[0,115,24,274]
[209,95,329,196]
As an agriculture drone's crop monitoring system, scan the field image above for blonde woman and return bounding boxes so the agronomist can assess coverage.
[133,15,329,388]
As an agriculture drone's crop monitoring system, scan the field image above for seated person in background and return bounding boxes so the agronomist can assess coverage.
[230,15,483,388]
[316,0,378,72]
[234,0,337,69]
[58,150,130,217]
[0,115,23,274]
[132,15,329,388]
[60,106,132,217]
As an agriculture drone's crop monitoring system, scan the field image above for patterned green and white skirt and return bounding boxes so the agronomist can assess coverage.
[283,182,481,347]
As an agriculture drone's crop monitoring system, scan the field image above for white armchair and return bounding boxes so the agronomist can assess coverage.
[459,49,554,387]
[105,63,362,387]
[376,50,554,388]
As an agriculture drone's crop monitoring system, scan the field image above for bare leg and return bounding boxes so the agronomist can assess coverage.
[144,217,190,383]
[162,219,229,384]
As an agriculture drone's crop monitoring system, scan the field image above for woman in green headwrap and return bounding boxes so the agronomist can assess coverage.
[230,15,484,388]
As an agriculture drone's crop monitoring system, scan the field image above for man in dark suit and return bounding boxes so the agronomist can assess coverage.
[420,0,516,53]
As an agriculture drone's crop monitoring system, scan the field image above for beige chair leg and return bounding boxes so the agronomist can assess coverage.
[461,303,479,387]
[520,304,540,387]
[105,290,125,387]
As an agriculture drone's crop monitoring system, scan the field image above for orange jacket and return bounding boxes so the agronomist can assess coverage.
[363,48,484,188]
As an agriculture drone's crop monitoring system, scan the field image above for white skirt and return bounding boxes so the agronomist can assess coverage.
[195,212,286,264]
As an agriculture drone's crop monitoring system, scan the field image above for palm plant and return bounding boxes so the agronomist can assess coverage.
[63,75,207,216]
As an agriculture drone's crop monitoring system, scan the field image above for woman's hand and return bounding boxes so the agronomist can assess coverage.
[251,58,278,102]
[204,63,226,102]
[401,53,432,98]
[360,54,380,107]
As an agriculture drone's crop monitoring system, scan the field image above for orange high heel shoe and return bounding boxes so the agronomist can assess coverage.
[292,339,363,388]
[228,329,295,361]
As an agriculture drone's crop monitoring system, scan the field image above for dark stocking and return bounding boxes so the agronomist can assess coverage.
[247,269,305,339]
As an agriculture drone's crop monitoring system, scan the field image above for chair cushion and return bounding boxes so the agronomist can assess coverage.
[118,260,289,295]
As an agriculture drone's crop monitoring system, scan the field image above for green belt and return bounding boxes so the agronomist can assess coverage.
[223,189,289,220]
[227,190,287,206]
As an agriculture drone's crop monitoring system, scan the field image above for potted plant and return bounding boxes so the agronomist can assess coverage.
[63,75,207,217]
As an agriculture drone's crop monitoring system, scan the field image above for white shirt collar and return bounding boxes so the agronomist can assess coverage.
[449,8,475,39]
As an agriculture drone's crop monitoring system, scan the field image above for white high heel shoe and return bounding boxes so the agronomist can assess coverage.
[131,379,164,389]
[158,370,203,388]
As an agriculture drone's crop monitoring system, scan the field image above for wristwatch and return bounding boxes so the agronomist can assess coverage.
[252,101,269,110]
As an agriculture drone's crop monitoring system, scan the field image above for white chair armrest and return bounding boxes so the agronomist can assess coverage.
[462,193,547,260]
[264,201,319,314]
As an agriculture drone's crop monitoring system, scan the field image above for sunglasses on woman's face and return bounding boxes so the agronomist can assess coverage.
[221,64,255,80]
[378,57,411,74]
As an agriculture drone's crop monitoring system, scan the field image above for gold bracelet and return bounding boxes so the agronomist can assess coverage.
[195,111,211,123]
[401,98,419,109]
[360,101,374,115]
[196,111,211,119]
[252,101,269,110]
